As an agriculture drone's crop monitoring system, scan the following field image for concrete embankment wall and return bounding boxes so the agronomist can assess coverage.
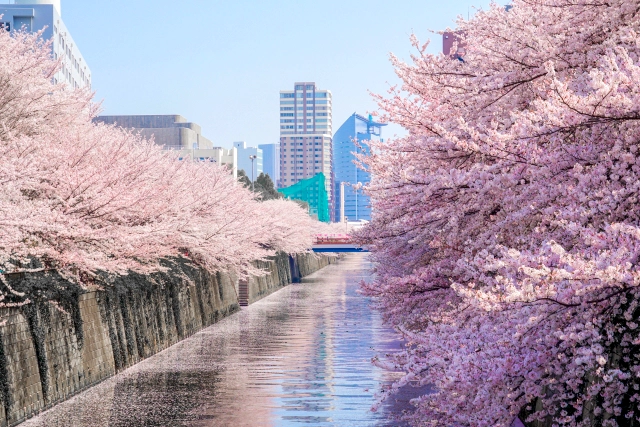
[246,252,336,305]
[0,253,336,427]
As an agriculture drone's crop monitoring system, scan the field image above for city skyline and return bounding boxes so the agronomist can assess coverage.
[19,0,502,148]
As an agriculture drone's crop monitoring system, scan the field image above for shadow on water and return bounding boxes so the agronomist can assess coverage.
[21,254,422,427]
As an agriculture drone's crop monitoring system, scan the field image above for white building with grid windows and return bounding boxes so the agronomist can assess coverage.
[279,82,333,218]
[0,0,91,89]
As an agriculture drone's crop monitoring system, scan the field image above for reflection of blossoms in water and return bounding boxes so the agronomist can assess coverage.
[107,371,221,427]
[21,255,412,427]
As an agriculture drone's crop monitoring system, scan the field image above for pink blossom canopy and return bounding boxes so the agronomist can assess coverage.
[357,0,640,425]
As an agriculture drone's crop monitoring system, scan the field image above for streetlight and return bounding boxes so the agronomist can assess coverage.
[249,155,257,192]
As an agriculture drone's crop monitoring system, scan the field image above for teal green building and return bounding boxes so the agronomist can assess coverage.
[278,173,330,223]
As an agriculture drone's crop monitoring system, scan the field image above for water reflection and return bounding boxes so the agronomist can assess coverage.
[22,254,413,426]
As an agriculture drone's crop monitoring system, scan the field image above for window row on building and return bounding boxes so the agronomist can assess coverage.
[0,2,93,90]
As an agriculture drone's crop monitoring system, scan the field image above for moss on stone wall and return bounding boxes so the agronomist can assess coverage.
[0,333,11,419]
[22,303,50,404]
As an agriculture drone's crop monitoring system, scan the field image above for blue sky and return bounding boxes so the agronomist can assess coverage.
[52,0,497,147]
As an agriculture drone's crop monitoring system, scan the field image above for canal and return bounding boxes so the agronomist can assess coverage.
[21,254,413,427]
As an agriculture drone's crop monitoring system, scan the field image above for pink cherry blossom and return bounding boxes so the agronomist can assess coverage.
[357,0,640,425]
[0,29,320,307]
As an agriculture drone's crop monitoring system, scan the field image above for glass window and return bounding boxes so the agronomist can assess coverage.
[280,93,295,98]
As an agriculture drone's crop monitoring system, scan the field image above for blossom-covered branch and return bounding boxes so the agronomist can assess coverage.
[357,0,640,425]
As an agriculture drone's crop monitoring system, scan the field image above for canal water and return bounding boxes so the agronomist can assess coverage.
[21,253,416,427]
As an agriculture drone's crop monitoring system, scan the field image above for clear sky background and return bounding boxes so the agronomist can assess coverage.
[47,0,499,148]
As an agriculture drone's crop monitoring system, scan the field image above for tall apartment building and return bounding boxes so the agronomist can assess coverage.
[333,113,385,222]
[279,82,333,215]
[259,143,280,185]
[0,0,91,89]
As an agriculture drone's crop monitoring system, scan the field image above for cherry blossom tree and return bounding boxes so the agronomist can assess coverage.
[357,0,640,425]
[0,28,318,307]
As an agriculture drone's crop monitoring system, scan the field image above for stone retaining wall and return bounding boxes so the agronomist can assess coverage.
[246,253,336,305]
[0,253,336,427]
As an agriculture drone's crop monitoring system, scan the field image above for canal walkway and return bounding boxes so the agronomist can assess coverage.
[20,253,412,427]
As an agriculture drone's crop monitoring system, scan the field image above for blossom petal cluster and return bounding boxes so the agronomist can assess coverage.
[0,30,318,304]
[357,1,640,425]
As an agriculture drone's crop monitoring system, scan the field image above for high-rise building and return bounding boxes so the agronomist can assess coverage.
[234,141,263,180]
[333,113,386,222]
[258,143,280,185]
[0,0,91,89]
[279,82,333,214]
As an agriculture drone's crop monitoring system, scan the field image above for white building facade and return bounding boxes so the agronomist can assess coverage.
[0,0,92,89]
[179,146,238,180]
[233,141,263,180]
[279,82,333,214]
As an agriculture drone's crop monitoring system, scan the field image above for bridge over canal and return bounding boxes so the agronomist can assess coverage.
[312,234,369,253]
